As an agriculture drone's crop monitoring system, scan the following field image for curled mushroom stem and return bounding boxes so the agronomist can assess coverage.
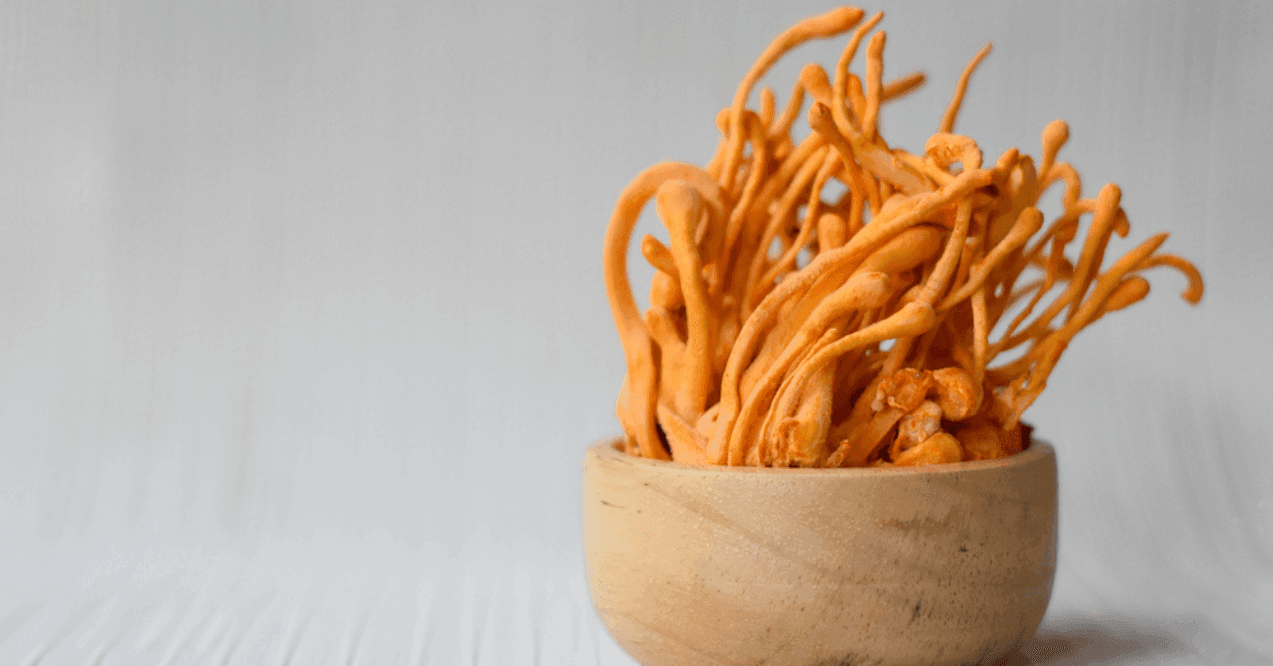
[940,207,1044,309]
[938,43,992,134]
[997,232,1172,428]
[759,87,777,128]
[744,145,832,312]
[862,31,887,139]
[1063,183,1123,322]
[657,180,716,421]
[713,171,989,460]
[641,234,679,278]
[1136,254,1205,304]
[799,63,833,107]
[733,272,892,463]
[810,102,933,196]
[925,133,983,171]
[719,113,773,291]
[768,326,841,466]
[832,10,885,134]
[1038,119,1070,179]
[609,14,1205,467]
[882,71,926,101]
[758,149,842,291]
[782,356,838,467]
[915,199,974,307]
[770,76,809,142]
[743,225,940,399]
[604,164,727,458]
[657,402,710,465]
[722,7,865,191]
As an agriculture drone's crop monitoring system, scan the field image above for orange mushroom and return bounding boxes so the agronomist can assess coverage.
[602,7,1203,467]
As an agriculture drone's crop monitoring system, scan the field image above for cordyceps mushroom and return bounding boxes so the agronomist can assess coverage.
[603,6,1203,467]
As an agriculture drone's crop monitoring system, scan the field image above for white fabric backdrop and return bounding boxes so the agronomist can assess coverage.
[1,0,1270,663]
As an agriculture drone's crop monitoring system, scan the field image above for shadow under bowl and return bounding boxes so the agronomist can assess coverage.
[582,438,1057,666]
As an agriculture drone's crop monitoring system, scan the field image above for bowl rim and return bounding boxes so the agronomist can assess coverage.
[589,436,1054,477]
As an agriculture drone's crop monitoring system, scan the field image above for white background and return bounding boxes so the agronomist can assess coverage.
[1,0,1270,663]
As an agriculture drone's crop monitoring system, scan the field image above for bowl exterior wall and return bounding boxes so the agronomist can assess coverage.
[582,439,1057,666]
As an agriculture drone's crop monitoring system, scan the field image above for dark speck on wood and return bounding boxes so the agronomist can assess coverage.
[811,654,884,666]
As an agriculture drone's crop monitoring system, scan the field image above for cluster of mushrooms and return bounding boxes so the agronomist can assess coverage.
[603,7,1202,467]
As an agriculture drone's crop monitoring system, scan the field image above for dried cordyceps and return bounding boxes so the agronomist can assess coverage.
[603,7,1203,468]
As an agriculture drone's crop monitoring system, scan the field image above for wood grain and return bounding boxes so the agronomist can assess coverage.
[584,439,1057,665]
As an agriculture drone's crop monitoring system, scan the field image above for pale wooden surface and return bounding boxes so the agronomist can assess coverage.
[0,536,1267,665]
[1,0,1270,663]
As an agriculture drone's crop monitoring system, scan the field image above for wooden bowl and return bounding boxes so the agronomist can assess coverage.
[582,438,1057,666]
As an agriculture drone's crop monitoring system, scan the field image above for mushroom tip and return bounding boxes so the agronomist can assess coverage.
[806,101,833,127]
[1045,119,1070,140]
[714,107,730,132]
[655,179,701,211]
[1098,182,1123,206]
[799,63,831,92]
[900,301,938,332]
[826,6,866,26]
